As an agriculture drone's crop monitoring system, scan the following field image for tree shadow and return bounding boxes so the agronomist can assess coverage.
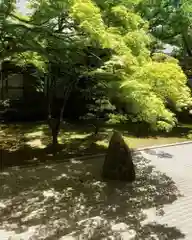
[0,152,185,239]
[144,149,173,159]
[1,120,191,169]
[159,124,192,138]
[0,132,108,169]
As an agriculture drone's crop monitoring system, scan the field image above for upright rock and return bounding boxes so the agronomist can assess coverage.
[102,131,135,182]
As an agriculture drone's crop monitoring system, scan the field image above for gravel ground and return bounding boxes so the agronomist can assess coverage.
[141,143,192,240]
[0,143,192,240]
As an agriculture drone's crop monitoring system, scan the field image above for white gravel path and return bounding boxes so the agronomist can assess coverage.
[141,144,192,240]
[0,143,192,240]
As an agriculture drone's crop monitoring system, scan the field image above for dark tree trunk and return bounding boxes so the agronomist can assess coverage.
[46,60,78,153]
[52,127,59,145]
[182,31,192,57]
[47,81,75,152]
[48,117,60,147]
[47,97,64,151]
[0,70,4,100]
[94,125,99,135]
[94,120,101,136]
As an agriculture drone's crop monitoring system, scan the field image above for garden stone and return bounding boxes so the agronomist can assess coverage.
[102,131,136,182]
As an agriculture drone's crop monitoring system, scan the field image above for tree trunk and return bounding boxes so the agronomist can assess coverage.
[182,31,192,57]
[47,97,64,151]
[94,125,99,135]
[46,60,78,154]
[49,117,60,147]
[94,120,100,136]
[52,129,58,146]
[47,83,74,152]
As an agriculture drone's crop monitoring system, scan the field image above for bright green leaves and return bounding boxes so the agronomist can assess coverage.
[134,61,192,109]
[123,30,151,64]
[121,59,192,130]
[70,0,192,131]
[70,0,109,49]
[11,51,47,71]
[1,0,192,132]
[70,0,144,72]
[111,5,146,32]
[120,76,177,131]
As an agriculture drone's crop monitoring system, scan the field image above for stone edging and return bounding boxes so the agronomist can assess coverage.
[136,140,192,151]
[70,140,192,161]
[3,140,192,170]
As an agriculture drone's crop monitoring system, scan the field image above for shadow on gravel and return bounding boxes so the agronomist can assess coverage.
[0,133,107,170]
[0,152,185,240]
[144,149,173,159]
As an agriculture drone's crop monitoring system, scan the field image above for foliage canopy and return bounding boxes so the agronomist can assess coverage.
[1,0,192,131]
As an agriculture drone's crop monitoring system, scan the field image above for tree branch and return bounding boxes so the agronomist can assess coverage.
[9,13,53,27]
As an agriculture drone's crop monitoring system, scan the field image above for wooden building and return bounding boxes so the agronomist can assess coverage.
[0,61,42,101]
[0,61,24,100]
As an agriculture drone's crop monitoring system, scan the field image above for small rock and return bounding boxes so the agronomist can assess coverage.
[102,131,136,182]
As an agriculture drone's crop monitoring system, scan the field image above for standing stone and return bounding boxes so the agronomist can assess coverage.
[102,131,135,182]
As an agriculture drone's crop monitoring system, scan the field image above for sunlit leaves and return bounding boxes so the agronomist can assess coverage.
[111,5,146,31]
[69,0,192,131]
[11,51,47,71]
[1,0,192,131]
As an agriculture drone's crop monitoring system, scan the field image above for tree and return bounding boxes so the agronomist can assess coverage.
[1,0,192,148]
[1,0,87,148]
[70,0,192,131]
[137,0,192,57]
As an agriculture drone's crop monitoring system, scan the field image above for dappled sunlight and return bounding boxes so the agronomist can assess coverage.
[59,131,91,139]
[0,123,108,168]
[0,152,184,239]
[123,136,189,149]
[1,121,192,169]
[0,123,49,151]
[25,130,45,138]
[58,132,92,144]
[26,139,46,149]
[95,139,109,148]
